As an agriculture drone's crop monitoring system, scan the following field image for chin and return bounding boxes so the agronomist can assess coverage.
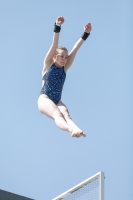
[58,63,64,67]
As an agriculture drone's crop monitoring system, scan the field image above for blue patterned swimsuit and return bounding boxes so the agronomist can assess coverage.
[40,64,66,105]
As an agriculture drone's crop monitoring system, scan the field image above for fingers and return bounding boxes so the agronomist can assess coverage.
[84,22,92,33]
[85,22,92,28]
[55,17,92,32]
[56,16,65,25]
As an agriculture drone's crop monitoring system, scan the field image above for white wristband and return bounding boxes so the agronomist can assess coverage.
[56,23,61,26]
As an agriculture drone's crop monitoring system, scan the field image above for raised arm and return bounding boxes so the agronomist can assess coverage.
[65,22,92,71]
[42,16,64,75]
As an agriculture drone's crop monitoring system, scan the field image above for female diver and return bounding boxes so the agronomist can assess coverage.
[38,16,92,138]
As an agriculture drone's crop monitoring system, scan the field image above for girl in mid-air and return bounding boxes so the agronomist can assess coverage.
[38,16,92,138]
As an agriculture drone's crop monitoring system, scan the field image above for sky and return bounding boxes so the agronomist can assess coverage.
[0,0,133,200]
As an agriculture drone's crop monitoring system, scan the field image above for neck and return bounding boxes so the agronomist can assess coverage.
[54,62,63,68]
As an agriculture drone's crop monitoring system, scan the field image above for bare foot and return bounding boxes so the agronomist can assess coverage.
[80,131,86,137]
[71,129,86,138]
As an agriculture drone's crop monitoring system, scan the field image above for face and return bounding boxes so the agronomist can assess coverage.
[54,50,68,67]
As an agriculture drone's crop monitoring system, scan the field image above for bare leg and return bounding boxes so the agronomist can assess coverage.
[57,101,86,137]
[38,95,73,134]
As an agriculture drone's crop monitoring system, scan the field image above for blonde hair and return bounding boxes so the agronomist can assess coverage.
[55,46,68,55]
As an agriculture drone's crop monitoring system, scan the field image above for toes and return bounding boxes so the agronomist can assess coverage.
[80,132,86,137]
[76,134,80,138]
[71,133,80,138]
[71,133,78,137]
[71,130,86,138]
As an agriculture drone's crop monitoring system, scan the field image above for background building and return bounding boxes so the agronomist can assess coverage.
[0,189,34,200]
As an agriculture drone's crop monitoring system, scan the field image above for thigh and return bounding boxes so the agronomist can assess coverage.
[57,100,71,118]
[38,95,62,119]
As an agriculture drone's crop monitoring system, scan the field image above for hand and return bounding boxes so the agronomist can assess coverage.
[56,16,65,25]
[84,22,92,33]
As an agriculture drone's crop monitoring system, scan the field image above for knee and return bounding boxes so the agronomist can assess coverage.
[64,113,72,120]
[53,109,63,119]
[62,108,72,120]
